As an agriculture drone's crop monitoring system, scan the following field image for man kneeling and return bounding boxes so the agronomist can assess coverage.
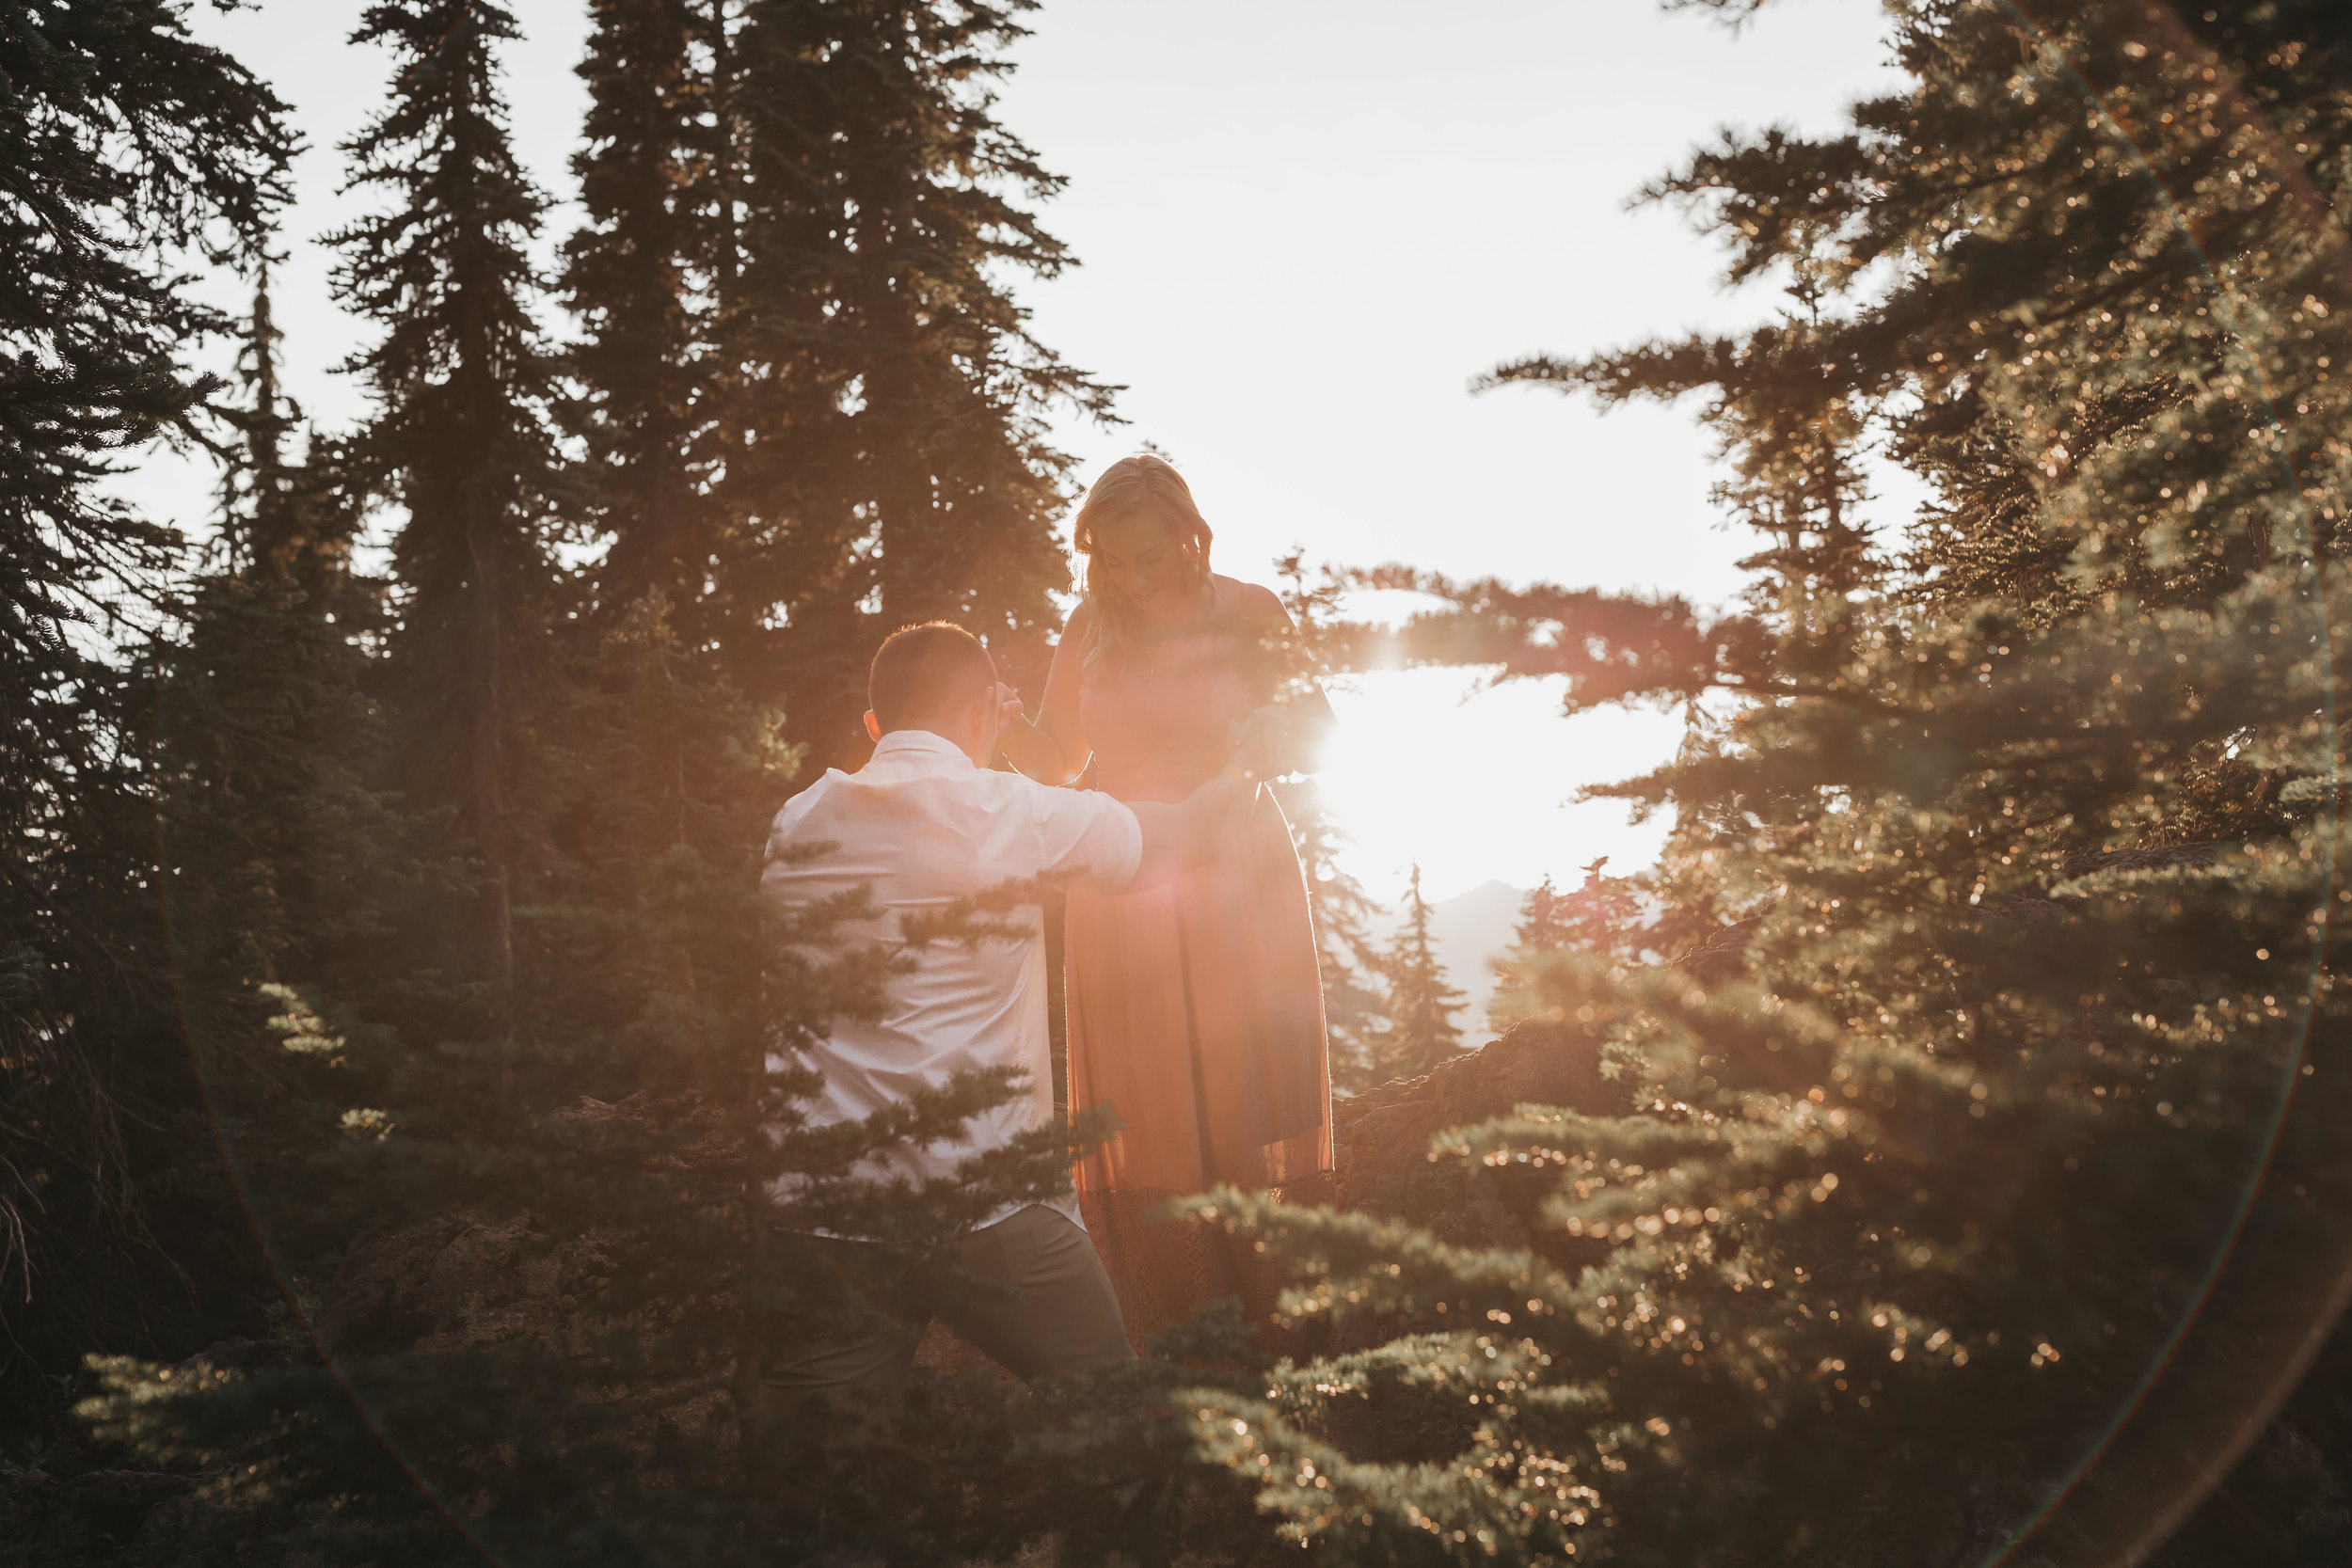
[756,620,1268,1406]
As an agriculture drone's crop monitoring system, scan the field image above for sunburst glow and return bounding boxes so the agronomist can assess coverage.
[1315,667,1681,907]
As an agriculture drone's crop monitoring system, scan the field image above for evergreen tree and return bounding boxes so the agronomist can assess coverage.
[563,0,719,629]
[74,10,1242,1565]
[0,0,294,1430]
[57,3,2352,1563]
[1486,859,1644,1032]
[331,0,562,1028]
[151,271,406,1307]
[1172,4,2352,1563]
[1271,551,1391,1092]
[1512,874,1570,952]
[717,0,1115,764]
[1279,777,1392,1094]
[1375,865,1467,1080]
[560,0,737,1000]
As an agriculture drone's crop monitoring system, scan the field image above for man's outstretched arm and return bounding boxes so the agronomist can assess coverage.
[1120,721,1278,892]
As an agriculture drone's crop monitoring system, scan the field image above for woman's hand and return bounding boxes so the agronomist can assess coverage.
[1230,704,1317,781]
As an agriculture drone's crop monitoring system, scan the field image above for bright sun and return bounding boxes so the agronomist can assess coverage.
[1313,668,1682,909]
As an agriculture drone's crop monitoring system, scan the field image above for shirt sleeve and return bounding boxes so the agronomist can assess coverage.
[1029,784,1142,894]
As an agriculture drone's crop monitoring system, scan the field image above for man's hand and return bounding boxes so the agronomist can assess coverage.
[1122,760,1263,892]
[993,685,1080,784]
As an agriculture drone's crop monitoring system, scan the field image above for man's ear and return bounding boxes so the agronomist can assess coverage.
[864,710,882,742]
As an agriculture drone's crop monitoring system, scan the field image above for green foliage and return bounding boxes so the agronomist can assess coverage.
[562,0,723,636]
[0,0,294,1429]
[1285,776,1396,1095]
[1277,551,1393,1092]
[1375,866,1468,1083]
[151,279,415,1301]
[1488,861,1645,1033]
[29,4,2352,1566]
[716,0,1115,761]
[46,6,1215,1565]
[1182,3,2352,1562]
[330,0,567,1024]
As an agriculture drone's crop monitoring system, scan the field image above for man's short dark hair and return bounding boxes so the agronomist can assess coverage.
[868,622,997,732]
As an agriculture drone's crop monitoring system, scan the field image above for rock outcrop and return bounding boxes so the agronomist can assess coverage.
[1322,1015,1619,1238]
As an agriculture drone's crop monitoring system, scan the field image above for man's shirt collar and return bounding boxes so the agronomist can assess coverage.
[866,728,977,772]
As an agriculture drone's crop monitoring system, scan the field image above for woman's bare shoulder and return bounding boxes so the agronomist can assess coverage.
[1215,576,1290,624]
[1058,596,1093,639]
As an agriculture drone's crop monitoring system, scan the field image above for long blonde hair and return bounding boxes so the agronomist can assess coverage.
[1071,453,1216,675]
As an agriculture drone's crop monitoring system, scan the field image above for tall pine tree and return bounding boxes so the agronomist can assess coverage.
[1486,859,1643,1032]
[74,9,1232,1566]
[152,270,404,1312]
[564,0,719,631]
[1273,552,1392,1092]
[1281,777,1394,1094]
[717,0,1114,764]
[0,0,294,1432]
[1375,864,1468,1080]
[332,0,562,1030]
[560,0,737,1001]
[1168,3,2352,1563]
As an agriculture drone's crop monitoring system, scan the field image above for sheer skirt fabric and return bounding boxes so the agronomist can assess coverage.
[1067,794,1331,1345]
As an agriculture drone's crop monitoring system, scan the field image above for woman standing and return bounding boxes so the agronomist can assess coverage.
[996,454,1333,1343]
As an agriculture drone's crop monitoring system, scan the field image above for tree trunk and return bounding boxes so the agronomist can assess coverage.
[464,489,515,1037]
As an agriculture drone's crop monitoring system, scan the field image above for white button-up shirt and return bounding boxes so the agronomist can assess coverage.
[758,728,1142,1231]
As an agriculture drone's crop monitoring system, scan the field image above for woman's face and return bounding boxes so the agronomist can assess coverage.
[1091,506,1187,609]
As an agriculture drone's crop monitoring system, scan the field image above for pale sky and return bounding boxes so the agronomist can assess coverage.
[153,0,1908,905]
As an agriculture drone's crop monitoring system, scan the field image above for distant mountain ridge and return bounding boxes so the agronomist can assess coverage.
[1368,879,1525,1048]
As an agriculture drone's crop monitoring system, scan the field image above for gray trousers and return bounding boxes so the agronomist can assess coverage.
[763,1203,1134,1410]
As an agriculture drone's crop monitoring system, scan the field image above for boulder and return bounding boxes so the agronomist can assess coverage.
[1326,1015,1617,1244]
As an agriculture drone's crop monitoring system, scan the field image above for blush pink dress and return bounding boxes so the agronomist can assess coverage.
[1064,608,1332,1345]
